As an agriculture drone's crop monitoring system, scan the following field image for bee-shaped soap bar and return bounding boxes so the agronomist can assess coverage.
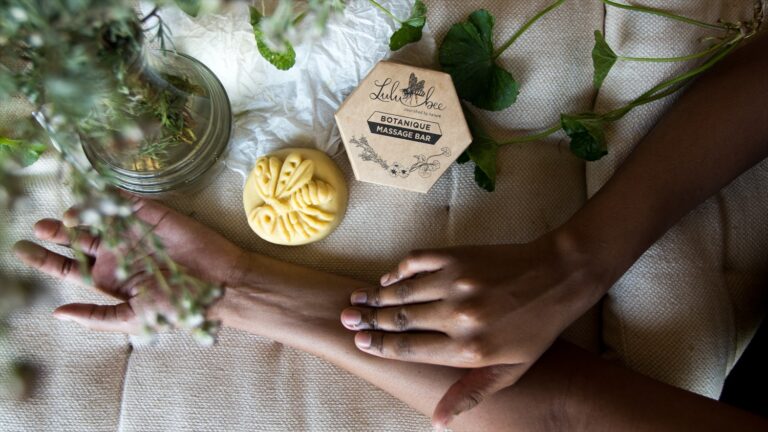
[243,149,348,245]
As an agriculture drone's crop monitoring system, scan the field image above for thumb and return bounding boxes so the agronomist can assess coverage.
[53,303,138,333]
[432,364,529,429]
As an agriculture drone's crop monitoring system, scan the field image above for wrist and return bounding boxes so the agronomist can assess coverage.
[206,252,351,338]
[207,285,254,331]
[207,250,269,330]
[546,224,620,302]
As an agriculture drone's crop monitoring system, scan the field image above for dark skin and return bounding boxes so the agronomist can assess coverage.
[340,28,768,426]
[11,25,768,432]
[12,196,768,432]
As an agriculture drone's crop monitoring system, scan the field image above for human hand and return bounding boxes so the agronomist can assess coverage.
[12,196,247,333]
[340,237,607,427]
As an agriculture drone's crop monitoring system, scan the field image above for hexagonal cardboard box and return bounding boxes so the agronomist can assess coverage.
[335,61,472,193]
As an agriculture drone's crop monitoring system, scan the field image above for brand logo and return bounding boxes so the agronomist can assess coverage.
[369,72,446,111]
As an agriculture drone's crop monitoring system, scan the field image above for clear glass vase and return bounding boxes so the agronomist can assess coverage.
[80,49,232,197]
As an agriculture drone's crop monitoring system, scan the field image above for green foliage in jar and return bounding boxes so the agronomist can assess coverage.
[0,1,228,398]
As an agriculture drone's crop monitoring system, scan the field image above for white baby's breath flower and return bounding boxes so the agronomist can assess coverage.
[114,266,128,282]
[49,114,66,128]
[98,198,119,216]
[116,205,132,217]
[9,7,28,22]
[191,328,216,347]
[120,124,143,143]
[80,208,102,226]
[28,33,43,47]
[182,312,205,328]
[180,296,193,310]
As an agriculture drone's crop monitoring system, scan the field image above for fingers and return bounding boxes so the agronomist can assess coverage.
[53,303,138,333]
[341,302,446,332]
[122,194,172,227]
[381,250,451,286]
[34,219,101,256]
[432,364,529,429]
[64,194,170,229]
[13,240,85,284]
[350,274,447,307]
[353,331,478,366]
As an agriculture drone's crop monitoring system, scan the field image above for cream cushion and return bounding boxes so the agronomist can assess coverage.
[1,1,766,430]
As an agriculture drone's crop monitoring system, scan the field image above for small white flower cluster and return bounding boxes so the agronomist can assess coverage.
[134,279,223,347]
[77,196,132,228]
[258,0,345,51]
[9,7,27,22]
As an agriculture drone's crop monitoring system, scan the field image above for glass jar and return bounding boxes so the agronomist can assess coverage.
[81,50,231,197]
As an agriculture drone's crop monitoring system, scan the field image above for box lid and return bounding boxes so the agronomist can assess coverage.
[335,61,472,193]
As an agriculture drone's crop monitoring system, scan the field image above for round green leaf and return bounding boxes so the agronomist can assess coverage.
[439,9,519,112]
[592,30,617,92]
[389,0,427,51]
[561,113,608,161]
[249,6,296,71]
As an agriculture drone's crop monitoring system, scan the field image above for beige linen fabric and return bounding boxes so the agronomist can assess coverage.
[0,157,130,431]
[593,0,768,398]
[119,1,602,430]
[1,0,765,431]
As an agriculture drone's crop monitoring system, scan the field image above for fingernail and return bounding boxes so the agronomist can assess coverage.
[355,331,372,349]
[13,241,45,261]
[33,219,58,239]
[432,417,451,432]
[62,213,78,228]
[380,273,392,286]
[341,308,362,326]
[53,312,74,322]
[350,290,367,304]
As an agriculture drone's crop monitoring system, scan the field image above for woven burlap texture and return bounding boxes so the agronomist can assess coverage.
[1,1,765,431]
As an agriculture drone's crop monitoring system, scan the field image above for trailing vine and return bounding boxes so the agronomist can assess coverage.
[444,1,765,191]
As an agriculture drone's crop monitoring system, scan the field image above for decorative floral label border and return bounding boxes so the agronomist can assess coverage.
[350,135,451,179]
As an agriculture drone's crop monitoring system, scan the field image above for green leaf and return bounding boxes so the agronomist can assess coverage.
[560,113,608,161]
[439,9,519,111]
[592,30,617,92]
[389,0,427,51]
[0,137,46,167]
[175,0,202,17]
[249,7,296,71]
[462,106,500,191]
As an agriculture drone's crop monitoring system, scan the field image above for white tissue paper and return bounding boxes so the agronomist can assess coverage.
[147,0,437,180]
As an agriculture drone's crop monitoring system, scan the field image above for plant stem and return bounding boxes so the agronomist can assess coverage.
[602,38,741,121]
[293,11,307,26]
[140,7,159,24]
[637,38,740,100]
[601,0,727,31]
[617,41,723,63]
[367,0,401,23]
[601,83,684,121]
[500,124,562,145]
[493,0,567,59]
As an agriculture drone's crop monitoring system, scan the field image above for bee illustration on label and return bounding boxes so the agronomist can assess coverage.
[401,72,426,100]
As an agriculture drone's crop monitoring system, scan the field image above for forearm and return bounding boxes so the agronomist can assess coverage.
[210,252,767,431]
[212,253,559,431]
[565,342,768,432]
[559,32,768,291]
